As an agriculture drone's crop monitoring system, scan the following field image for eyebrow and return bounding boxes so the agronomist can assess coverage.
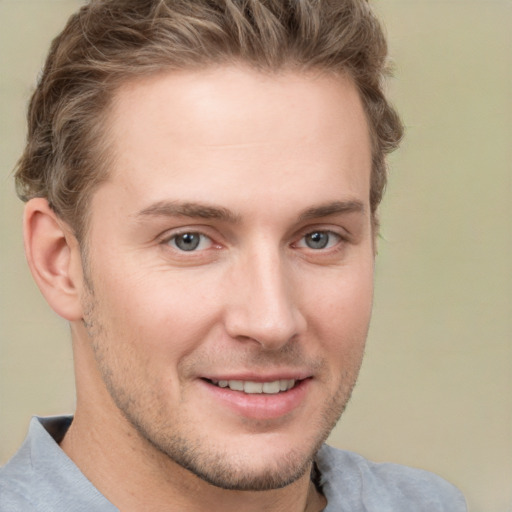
[134,200,241,223]
[298,200,366,222]
[134,199,365,224]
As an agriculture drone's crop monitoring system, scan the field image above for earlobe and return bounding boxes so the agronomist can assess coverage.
[24,198,85,321]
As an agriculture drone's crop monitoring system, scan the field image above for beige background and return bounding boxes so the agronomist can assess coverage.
[1,1,510,511]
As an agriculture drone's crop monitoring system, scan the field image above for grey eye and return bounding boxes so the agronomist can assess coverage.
[172,233,203,251]
[299,231,342,250]
[304,231,330,249]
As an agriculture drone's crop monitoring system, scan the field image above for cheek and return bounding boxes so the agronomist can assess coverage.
[92,266,223,358]
[302,262,374,363]
[306,264,374,324]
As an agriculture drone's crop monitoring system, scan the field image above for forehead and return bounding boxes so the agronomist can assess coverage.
[96,66,372,220]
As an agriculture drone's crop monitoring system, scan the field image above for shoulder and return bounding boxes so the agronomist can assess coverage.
[0,444,38,511]
[0,485,37,512]
[0,416,117,512]
[315,445,467,512]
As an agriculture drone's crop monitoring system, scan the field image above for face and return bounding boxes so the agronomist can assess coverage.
[75,66,374,491]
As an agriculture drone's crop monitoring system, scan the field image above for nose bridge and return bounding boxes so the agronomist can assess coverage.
[225,240,304,348]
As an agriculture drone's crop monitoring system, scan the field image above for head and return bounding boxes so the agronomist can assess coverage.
[15,0,402,243]
[18,0,403,500]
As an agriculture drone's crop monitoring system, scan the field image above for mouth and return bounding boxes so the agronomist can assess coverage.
[199,376,311,420]
[206,378,298,394]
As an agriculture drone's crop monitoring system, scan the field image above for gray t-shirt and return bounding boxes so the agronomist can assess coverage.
[0,416,467,511]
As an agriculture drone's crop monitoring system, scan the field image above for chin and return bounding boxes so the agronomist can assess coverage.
[163,440,317,491]
[127,411,326,492]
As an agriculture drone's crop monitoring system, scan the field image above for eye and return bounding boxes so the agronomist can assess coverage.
[167,232,212,252]
[297,231,341,250]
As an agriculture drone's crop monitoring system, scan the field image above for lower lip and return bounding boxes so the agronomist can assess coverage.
[199,379,311,421]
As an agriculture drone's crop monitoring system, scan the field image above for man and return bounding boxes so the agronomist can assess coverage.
[0,1,466,510]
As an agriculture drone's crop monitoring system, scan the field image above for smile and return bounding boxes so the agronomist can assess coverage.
[200,377,311,420]
[208,379,297,394]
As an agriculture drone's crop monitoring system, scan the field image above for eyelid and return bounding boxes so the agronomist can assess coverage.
[293,223,350,243]
[158,226,221,250]
[168,232,213,251]
[294,230,344,249]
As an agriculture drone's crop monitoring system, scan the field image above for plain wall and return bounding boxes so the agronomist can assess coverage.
[1,1,510,511]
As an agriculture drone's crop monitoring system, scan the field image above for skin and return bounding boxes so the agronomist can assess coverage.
[25,66,374,512]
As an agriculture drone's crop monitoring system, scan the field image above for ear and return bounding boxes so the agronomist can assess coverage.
[23,198,85,321]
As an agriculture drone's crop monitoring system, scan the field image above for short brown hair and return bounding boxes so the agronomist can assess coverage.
[15,0,403,241]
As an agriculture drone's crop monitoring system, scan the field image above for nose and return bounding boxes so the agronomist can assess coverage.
[224,247,306,350]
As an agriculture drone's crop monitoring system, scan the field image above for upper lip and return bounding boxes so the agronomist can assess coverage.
[200,371,313,382]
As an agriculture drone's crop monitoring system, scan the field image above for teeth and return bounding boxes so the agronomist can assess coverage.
[262,381,280,394]
[280,379,293,391]
[229,380,244,391]
[244,381,263,394]
[211,379,296,394]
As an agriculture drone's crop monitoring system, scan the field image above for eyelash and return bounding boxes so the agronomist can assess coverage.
[161,228,347,254]
[166,232,213,252]
[294,230,343,251]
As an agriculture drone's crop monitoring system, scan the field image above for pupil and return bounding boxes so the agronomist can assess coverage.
[176,233,200,251]
[307,232,328,249]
